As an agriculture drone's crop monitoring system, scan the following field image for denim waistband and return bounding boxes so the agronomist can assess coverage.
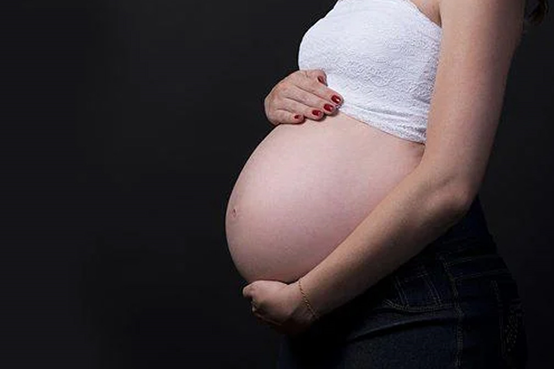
[422,194,496,256]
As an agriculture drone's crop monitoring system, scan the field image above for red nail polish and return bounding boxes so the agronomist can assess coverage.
[331,95,341,104]
[312,109,322,116]
[294,114,301,119]
[324,104,334,112]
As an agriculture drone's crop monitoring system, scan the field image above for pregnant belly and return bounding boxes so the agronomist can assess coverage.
[225,111,425,284]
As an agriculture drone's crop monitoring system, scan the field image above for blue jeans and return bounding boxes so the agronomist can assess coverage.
[276,195,528,369]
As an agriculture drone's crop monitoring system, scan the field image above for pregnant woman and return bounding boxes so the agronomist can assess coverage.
[228,0,548,367]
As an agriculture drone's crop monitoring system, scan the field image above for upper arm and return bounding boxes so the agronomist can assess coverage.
[420,0,525,206]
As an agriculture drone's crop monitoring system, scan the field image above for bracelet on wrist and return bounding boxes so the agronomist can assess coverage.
[297,278,320,321]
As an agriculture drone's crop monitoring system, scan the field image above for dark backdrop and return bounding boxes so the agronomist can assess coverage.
[2,1,553,368]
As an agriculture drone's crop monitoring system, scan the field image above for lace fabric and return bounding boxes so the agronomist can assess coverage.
[297,0,443,144]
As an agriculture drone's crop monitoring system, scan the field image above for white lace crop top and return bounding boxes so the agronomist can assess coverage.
[297,0,443,144]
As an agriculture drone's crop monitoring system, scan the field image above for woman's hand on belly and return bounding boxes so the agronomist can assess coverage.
[264,69,344,126]
[242,279,317,336]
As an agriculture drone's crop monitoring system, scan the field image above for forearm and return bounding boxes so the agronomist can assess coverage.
[299,164,471,318]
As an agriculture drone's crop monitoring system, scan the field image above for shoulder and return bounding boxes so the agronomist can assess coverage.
[438,0,524,48]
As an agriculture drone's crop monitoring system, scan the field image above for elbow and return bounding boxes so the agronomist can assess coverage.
[438,181,476,221]
[416,158,481,221]
[419,169,476,222]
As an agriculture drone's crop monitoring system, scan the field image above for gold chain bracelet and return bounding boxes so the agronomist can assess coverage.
[297,278,319,321]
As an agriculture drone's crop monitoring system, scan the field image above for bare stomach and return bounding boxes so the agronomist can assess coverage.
[225,110,425,284]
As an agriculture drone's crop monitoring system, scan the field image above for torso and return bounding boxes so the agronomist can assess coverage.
[225,112,425,284]
[225,0,442,284]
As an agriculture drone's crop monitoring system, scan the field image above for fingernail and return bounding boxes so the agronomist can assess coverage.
[324,104,334,112]
[294,114,302,120]
[312,109,322,117]
[331,95,342,104]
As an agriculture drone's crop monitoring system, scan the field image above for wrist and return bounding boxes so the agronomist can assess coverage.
[297,278,320,322]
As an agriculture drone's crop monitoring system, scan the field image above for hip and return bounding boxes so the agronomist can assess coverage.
[277,195,528,368]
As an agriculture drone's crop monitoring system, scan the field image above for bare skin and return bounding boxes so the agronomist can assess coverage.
[225,109,426,284]
[237,0,524,335]
[228,0,445,286]
[263,0,442,126]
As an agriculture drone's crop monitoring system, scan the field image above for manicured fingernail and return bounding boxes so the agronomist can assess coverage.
[294,114,302,119]
[324,104,334,112]
[331,95,342,104]
[312,109,322,117]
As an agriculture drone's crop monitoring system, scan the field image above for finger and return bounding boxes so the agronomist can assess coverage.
[254,314,280,332]
[269,109,305,125]
[305,69,327,86]
[253,311,280,327]
[292,72,344,108]
[266,85,305,125]
[268,109,305,125]
[272,84,328,120]
[285,81,341,119]
[279,86,336,119]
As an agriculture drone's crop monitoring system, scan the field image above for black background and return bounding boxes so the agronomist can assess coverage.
[2,1,553,368]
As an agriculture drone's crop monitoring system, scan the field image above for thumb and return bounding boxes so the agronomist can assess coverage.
[242,281,257,298]
[242,284,251,298]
